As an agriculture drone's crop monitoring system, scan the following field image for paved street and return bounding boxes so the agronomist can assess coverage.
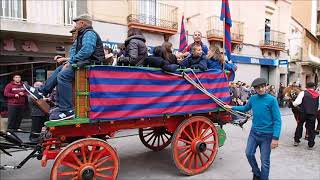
[1,108,319,180]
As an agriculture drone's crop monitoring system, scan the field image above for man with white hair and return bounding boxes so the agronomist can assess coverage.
[24,14,105,121]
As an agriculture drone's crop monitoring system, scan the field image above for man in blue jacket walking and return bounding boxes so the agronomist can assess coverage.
[225,77,282,180]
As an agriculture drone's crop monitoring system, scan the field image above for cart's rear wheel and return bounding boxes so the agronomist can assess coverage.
[171,116,218,175]
[138,127,173,151]
[51,138,119,180]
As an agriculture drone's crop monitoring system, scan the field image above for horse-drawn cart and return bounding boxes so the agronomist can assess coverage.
[2,65,247,180]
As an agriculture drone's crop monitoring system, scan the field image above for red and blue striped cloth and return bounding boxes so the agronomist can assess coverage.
[88,66,231,121]
[220,0,232,61]
[179,15,187,52]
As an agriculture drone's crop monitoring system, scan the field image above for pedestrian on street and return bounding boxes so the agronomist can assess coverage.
[4,74,27,131]
[224,77,282,180]
[292,82,319,149]
[28,81,49,142]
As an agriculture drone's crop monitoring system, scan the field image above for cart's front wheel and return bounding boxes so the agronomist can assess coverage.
[138,126,173,151]
[51,138,119,180]
[171,116,218,175]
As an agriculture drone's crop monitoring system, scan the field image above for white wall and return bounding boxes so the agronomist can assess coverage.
[234,63,261,84]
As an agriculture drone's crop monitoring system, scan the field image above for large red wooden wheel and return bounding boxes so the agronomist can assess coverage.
[171,116,219,175]
[138,126,173,151]
[51,138,119,180]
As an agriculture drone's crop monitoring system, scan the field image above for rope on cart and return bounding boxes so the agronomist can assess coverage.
[166,69,251,122]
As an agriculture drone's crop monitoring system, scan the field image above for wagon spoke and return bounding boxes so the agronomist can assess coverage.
[198,153,205,166]
[201,152,210,160]
[178,138,192,144]
[96,172,113,179]
[61,161,79,170]
[189,124,196,139]
[177,145,190,150]
[57,171,78,177]
[93,148,107,164]
[95,156,112,167]
[178,148,191,159]
[181,151,193,166]
[151,134,158,146]
[88,145,96,163]
[146,134,155,144]
[194,153,198,169]
[81,146,87,163]
[195,121,199,138]
[70,151,83,166]
[143,131,154,138]
[205,140,216,144]
[182,129,193,141]
[200,126,211,138]
[160,134,166,145]
[188,153,195,169]
[202,132,214,141]
[96,166,115,172]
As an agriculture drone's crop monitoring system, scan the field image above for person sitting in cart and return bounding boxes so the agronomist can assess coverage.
[207,45,236,71]
[23,14,105,121]
[179,45,207,71]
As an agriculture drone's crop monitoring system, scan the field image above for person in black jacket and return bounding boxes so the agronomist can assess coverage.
[28,81,48,142]
[292,82,319,149]
[118,28,148,66]
[144,46,179,72]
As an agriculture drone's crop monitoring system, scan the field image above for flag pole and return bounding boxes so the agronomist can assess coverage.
[222,16,226,70]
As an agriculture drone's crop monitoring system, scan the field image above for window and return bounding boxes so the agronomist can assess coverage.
[0,0,24,20]
[64,0,77,26]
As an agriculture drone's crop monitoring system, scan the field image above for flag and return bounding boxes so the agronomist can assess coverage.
[88,66,231,121]
[179,15,187,52]
[220,0,232,61]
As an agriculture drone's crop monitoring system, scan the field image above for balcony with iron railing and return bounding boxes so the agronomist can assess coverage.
[127,0,178,35]
[206,15,244,44]
[259,29,285,51]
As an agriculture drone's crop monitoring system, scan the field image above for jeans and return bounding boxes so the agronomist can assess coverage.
[246,129,273,180]
[40,64,74,112]
[7,105,25,130]
[30,116,48,138]
[294,113,316,147]
[265,32,270,44]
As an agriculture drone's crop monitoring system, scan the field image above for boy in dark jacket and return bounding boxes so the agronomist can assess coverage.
[4,74,27,131]
[179,45,207,71]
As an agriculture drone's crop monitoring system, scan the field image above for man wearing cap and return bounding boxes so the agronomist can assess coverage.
[292,82,319,149]
[225,77,282,180]
[23,14,105,121]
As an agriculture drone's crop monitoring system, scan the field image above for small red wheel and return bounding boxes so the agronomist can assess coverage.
[51,138,119,180]
[171,116,218,175]
[138,127,173,151]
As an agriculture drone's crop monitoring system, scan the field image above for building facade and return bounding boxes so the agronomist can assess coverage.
[289,0,320,88]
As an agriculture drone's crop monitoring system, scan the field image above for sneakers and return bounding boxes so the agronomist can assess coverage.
[253,174,261,180]
[293,141,299,146]
[23,83,45,100]
[307,146,314,150]
[49,110,75,121]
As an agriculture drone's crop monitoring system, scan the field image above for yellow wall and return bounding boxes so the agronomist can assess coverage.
[291,0,312,31]
[88,0,129,25]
